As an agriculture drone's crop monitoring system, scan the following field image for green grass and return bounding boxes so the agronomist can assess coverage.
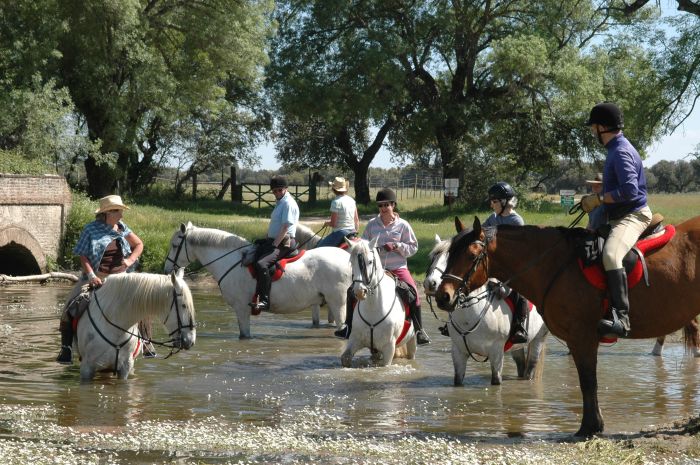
[60,192,699,277]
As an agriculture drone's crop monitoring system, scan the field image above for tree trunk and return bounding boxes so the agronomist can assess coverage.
[84,155,119,197]
[436,125,461,206]
[353,163,371,204]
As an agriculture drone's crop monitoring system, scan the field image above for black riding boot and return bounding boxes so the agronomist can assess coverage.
[410,303,431,345]
[250,264,272,312]
[56,321,74,364]
[597,268,630,338]
[334,287,355,339]
[510,291,528,344]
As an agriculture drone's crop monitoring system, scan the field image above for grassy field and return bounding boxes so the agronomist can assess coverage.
[60,191,700,278]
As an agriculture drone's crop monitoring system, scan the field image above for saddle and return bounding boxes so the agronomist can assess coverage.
[247,249,306,282]
[338,232,360,250]
[67,286,92,331]
[577,214,675,291]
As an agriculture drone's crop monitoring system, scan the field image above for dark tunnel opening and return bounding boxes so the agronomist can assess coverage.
[0,242,41,276]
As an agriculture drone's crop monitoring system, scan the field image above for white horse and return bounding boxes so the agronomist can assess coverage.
[342,237,417,367]
[424,235,547,385]
[76,270,196,381]
[164,222,351,338]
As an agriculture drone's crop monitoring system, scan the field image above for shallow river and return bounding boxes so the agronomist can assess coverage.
[0,282,698,463]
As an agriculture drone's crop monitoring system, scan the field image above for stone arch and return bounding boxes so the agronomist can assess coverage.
[0,226,45,275]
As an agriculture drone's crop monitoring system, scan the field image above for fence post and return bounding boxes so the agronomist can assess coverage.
[192,172,197,201]
[231,166,242,203]
[413,173,418,198]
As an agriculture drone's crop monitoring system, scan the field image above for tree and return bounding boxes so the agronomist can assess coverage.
[53,0,273,197]
[267,1,413,204]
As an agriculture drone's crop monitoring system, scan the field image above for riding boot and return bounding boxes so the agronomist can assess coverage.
[56,321,74,365]
[509,291,529,344]
[334,287,355,339]
[410,303,431,345]
[597,268,630,338]
[250,264,272,312]
[139,320,157,358]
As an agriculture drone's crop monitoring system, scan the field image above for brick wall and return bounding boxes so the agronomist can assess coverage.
[0,174,72,265]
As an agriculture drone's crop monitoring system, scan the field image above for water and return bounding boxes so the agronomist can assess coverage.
[0,281,699,462]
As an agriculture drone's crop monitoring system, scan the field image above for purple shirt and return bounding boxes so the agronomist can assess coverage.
[603,133,648,220]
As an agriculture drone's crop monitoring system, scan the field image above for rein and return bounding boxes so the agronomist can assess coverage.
[448,290,497,363]
[90,285,194,372]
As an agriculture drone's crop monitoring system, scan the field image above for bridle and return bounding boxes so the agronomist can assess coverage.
[352,247,384,293]
[166,228,250,286]
[89,284,195,373]
[441,238,489,301]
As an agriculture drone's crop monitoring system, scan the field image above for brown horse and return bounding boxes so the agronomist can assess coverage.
[435,216,700,437]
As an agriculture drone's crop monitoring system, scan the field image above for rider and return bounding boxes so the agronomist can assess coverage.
[483,182,529,344]
[316,176,360,248]
[56,195,146,364]
[582,102,652,338]
[250,175,300,312]
[334,188,430,345]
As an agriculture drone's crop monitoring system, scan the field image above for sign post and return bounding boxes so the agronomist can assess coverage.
[560,189,576,209]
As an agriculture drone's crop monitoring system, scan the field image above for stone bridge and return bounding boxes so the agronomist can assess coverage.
[0,174,72,275]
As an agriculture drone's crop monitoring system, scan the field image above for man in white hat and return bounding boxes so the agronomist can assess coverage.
[56,194,147,364]
[317,176,359,248]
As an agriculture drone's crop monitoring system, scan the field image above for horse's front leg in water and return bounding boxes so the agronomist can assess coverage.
[451,345,467,386]
[569,339,604,436]
[311,304,320,327]
[376,341,396,367]
[80,364,96,381]
[236,306,252,339]
[489,348,505,385]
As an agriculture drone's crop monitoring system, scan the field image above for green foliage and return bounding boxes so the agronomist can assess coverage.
[58,192,95,270]
[0,149,50,174]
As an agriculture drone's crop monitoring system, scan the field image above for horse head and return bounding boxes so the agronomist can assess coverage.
[165,268,196,350]
[348,236,382,301]
[424,234,449,296]
[435,216,489,311]
[164,222,194,273]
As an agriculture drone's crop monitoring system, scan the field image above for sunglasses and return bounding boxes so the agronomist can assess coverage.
[377,202,392,208]
[489,199,501,203]
[272,188,285,193]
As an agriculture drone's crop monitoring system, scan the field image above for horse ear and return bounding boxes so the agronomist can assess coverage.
[369,236,379,249]
[180,223,187,233]
[434,233,441,244]
[455,216,466,233]
[473,216,481,233]
[176,267,185,280]
[170,270,177,285]
[343,237,353,248]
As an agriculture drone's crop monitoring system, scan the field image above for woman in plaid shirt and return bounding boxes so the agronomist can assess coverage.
[55,195,146,364]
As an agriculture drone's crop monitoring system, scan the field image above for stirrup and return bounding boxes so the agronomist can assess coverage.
[597,312,629,338]
[439,324,450,337]
[416,330,431,345]
[56,346,73,365]
[510,330,528,344]
[334,324,350,339]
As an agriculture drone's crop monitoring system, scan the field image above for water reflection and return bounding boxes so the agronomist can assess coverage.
[0,282,698,441]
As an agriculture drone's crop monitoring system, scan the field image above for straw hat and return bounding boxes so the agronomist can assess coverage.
[585,173,603,185]
[329,177,348,193]
[95,195,129,214]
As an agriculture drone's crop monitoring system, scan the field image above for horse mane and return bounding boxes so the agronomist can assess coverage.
[96,273,195,321]
[428,238,451,259]
[187,226,251,249]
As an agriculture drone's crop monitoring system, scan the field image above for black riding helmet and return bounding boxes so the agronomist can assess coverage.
[585,102,624,129]
[376,188,397,203]
[488,182,516,200]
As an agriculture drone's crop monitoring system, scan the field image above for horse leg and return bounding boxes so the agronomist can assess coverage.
[511,348,527,378]
[80,363,96,381]
[341,339,359,368]
[311,304,320,328]
[489,348,505,385]
[651,336,665,356]
[523,332,546,380]
[569,340,604,437]
[376,341,396,367]
[451,344,467,386]
[236,306,252,339]
[406,334,417,360]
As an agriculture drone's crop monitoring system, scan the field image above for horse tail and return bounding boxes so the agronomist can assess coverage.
[683,316,700,355]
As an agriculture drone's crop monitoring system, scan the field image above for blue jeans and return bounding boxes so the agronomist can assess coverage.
[317,229,355,248]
